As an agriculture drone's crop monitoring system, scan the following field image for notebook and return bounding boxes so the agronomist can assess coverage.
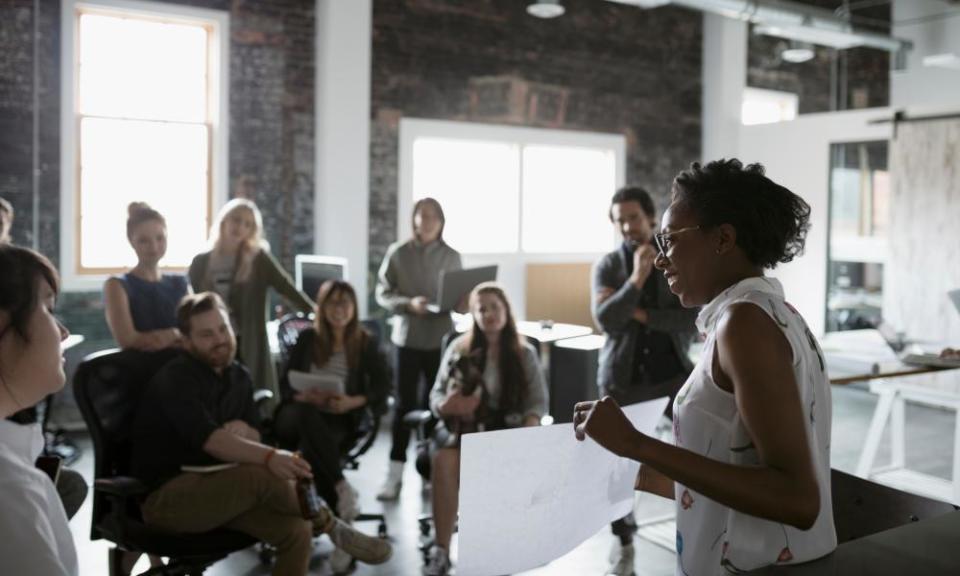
[288,370,345,395]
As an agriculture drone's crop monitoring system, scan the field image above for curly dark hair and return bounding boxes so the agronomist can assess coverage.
[671,159,810,269]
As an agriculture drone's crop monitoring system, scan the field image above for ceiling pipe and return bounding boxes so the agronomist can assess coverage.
[606,0,910,55]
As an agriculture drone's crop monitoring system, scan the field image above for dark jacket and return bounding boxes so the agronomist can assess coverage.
[278,327,392,421]
[591,245,698,398]
[132,353,259,490]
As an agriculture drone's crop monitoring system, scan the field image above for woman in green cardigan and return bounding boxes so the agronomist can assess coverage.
[188,198,314,406]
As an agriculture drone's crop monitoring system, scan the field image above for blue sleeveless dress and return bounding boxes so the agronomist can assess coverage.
[116,273,189,331]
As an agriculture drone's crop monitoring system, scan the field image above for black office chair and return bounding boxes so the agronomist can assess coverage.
[274,314,390,539]
[830,468,959,543]
[403,329,482,561]
[74,348,258,576]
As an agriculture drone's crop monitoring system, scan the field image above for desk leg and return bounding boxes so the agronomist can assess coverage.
[953,408,960,505]
[891,395,906,470]
[856,388,897,478]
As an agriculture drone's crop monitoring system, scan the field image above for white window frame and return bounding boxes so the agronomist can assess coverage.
[398,118,626,320]
[741,86,799,126]
[60,0,229,291]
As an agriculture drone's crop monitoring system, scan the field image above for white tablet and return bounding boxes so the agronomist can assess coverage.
[288,369,345,395]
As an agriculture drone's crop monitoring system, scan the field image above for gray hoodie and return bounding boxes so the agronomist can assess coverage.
[376,238,462,350]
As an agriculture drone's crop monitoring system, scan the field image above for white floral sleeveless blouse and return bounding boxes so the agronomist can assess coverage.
[672,277,836,575]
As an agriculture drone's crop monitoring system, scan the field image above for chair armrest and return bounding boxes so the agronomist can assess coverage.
[95,476,148,498]
[253,389,275,405]
[403,409,434,428]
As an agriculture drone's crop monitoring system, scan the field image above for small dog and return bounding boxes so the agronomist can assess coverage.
[436,348,487,448]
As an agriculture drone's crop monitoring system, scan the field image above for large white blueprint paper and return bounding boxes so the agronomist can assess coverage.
[457,397,670,576]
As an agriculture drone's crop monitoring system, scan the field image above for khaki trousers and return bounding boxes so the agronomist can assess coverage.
[142,464,320,576]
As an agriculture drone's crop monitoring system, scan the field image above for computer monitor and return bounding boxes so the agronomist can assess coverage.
[295,255,348,300]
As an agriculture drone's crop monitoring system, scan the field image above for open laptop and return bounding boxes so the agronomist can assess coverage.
[425,265,498,314]
[878,291,960,368]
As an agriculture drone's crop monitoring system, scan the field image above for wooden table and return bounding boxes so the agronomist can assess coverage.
[821,328,953,385]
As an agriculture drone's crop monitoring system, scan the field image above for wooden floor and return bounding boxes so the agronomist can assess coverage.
[65,383,956,575]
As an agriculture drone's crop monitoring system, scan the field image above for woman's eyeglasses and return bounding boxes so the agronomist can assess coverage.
[653,226,701,258]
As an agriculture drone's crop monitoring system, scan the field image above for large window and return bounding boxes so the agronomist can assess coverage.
[826,141,889,332]
[741,87,798,126]
[400,119,624,255]
[61,0,228,288]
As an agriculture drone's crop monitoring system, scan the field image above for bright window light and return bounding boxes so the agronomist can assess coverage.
[521,145,615,253]
[404,121,624,257]
[80,118,209,268]
[79,14,208,122]
[741,87,799,126]
[412,138,521,253]
[75,10,215,271]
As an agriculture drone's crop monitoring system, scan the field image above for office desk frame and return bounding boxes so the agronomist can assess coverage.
[853,371,960,504]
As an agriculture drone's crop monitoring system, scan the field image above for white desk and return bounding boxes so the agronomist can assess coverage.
[856,369,960,504]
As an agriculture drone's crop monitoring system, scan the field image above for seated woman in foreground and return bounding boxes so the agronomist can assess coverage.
[104,202,189,351]
[575,159,837,576]
[0,244,77,576]
[424,282,548,576]
[275,280,391,573]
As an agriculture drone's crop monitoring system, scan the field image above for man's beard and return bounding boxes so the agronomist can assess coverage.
[198,342,235,369]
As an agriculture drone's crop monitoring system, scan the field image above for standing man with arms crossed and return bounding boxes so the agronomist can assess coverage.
[592,186,698,576]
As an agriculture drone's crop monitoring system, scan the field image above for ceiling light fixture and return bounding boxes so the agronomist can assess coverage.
[781,41,815,63]
[527,0,566,19]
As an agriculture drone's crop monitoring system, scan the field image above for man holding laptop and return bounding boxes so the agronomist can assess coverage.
[375,198,464,500]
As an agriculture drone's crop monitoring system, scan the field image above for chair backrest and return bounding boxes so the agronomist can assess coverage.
[73,348,180,539]
[831,468,959,543]
[275,315,386,469]
[276,312,314,367]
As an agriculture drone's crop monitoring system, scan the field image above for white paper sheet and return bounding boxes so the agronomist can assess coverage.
[457,397,670,576]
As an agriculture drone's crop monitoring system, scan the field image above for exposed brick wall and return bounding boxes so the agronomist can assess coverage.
[746,0,891,113]
[0,0,315,342]
[369,0,704,311]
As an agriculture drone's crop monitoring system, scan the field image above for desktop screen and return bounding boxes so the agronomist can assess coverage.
[295,255,347,301]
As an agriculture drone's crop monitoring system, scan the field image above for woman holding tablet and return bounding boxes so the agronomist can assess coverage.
[375,197,462,500]
[275,280,390,572]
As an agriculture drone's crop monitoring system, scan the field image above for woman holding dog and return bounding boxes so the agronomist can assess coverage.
[424,282,547,576]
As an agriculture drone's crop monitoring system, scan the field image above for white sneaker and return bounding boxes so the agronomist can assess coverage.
[376,460,404,501]
[422,545,451,576]
[327,519,392,565]
[607,541,636,576]
[335,480,360,522]
[330,546,354,575]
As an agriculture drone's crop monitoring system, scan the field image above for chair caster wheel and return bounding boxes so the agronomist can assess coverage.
[258,544,275,565]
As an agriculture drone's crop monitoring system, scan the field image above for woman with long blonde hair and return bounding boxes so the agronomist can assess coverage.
[188,198,313,404]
